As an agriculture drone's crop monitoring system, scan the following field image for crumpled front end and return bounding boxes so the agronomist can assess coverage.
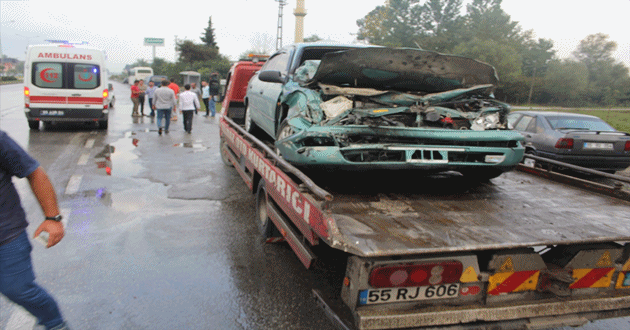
[275,60,524,173]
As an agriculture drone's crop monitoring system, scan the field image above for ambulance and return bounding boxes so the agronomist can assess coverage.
[24,42,111,130]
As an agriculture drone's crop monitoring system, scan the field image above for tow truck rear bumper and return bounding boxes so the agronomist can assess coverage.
[315,290,630,330]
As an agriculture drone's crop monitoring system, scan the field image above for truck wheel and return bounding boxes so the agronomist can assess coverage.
[28,120,39,130]
[255,180,278,238]
[220,136,234,167]
[98,120,108,130]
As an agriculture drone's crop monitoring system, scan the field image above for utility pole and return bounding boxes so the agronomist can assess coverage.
[294,0,307,43]
[275,0,288,50]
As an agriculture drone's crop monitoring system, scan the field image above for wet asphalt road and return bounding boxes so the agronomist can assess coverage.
[1,82,629,330]
[0,82,337,330]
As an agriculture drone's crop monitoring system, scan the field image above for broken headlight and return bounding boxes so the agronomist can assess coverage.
[471,112,501,131]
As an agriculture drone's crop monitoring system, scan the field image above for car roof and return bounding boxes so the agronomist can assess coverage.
[512,111,602,120]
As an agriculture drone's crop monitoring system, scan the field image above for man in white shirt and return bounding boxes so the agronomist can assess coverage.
[178,84,201,134]
[152,80,177,135]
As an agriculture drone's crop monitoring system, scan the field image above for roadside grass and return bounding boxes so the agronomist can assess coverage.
[518,107,630,133]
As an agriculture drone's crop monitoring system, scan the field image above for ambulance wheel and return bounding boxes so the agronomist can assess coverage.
[255,180,279,239]
[98,120,108,130]
[28,121,39,130]
[220,136,234,167]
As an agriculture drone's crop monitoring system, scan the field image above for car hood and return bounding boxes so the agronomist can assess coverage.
[305,48,499,93]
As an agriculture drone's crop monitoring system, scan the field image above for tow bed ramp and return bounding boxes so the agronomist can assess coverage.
[219,116,630,330]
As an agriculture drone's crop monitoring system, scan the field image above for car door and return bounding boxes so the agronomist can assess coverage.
[513,115,536,148]
[247,51,291,137]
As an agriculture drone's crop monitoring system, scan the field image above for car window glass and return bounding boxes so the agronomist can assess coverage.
[33,62,63,88]
[546,116,615,131]
[263,53,290,73]
[507,113,521,127]
[514,115,533,131]
[525,117,537,133]
[73,64,99,89]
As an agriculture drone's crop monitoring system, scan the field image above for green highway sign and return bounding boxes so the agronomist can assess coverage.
[144,38,165,46]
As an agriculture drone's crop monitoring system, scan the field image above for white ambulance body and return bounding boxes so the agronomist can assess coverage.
[24,44,110,130]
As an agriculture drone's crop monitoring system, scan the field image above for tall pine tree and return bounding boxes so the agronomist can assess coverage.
[200,16,218,49]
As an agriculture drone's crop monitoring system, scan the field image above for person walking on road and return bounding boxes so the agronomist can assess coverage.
[168,78,180,122]
[0,130,70,330]
[138,79,148,116]
[179,84,200,134]
[190,82,201,115]
[130,80,141,117]
[201,80,210,117]
[146,81,158,117]
[153,80,177,135]
[208,73,220,117]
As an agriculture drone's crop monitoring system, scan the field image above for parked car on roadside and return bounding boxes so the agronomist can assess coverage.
[244,43,525,179]
[508,111,630,172]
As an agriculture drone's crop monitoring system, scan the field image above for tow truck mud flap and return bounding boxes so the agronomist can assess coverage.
[266,197,316,268]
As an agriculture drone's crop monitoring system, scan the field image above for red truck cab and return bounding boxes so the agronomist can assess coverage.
[221,54,268,125]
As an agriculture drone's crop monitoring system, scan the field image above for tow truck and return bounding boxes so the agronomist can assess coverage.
[218,59,630,330]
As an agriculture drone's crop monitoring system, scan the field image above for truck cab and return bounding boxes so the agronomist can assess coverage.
[221,54,268,125]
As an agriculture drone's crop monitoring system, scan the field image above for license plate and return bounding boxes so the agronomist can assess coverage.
[359,284,460,305]
[40,110,65,116]
[584,142,613,150]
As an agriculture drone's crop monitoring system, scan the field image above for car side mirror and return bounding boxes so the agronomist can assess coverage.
[258,70,284,83]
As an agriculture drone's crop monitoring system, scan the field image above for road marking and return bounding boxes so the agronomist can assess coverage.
[84,139,95,148]
[5,304,36,330]
[65,175,82,195]
[77,153,90,165]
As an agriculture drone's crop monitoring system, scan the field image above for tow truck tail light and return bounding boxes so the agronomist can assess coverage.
[369,262,463,288]
[625,141,630,151]
[24,86,30,107]
[555,138,574,149]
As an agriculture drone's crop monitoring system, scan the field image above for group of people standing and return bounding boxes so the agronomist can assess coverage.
[129,74,220,135]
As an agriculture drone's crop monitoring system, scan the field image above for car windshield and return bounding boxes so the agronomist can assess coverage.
[546,116,615,131]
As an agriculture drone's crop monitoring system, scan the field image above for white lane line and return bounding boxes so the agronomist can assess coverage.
[77,153,90,165]
[65,175,82,195]
[5,304,36,330]
[84,139,95,149]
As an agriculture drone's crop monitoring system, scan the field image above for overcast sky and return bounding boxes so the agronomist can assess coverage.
[1,0,629,74]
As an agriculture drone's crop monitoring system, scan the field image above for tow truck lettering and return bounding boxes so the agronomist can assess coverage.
[38,53,93,60]
[224,126,312,224]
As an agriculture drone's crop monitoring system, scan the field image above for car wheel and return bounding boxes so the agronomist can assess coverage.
[28,120,39,130]
[220,136,234,167]
[255,180,280,239]
[244,104,257,133]
[275,119,295,156]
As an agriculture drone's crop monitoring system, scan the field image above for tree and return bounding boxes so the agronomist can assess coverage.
[463,0,523,47]
[303,34,322,42]
[200,16,218,49]
[418,0,464,52]
[521,37,555,104]
[573,33,617,83]
[452,38,522,84]
[177,40,219,64]
[541,60,589,105]
[356,0,423,47]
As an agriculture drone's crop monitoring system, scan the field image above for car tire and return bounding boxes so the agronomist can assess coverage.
[28,120,39,130]
[244,104,257,133]
[98,120,108,130]
[255,180,280,239]
[220,136,234,167]
[275,119,295,156]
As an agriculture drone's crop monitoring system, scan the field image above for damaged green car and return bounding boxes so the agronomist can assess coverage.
[244,44,524,179]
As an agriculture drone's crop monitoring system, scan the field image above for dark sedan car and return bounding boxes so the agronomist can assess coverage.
[508,111,630,172]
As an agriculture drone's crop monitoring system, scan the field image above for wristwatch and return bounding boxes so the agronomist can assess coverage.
[45,214,63,222]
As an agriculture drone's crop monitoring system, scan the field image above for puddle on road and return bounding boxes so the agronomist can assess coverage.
[94,131,143,178]
[173,140,207,152]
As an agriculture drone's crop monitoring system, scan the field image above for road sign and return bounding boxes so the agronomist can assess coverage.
[144,38,165,46]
